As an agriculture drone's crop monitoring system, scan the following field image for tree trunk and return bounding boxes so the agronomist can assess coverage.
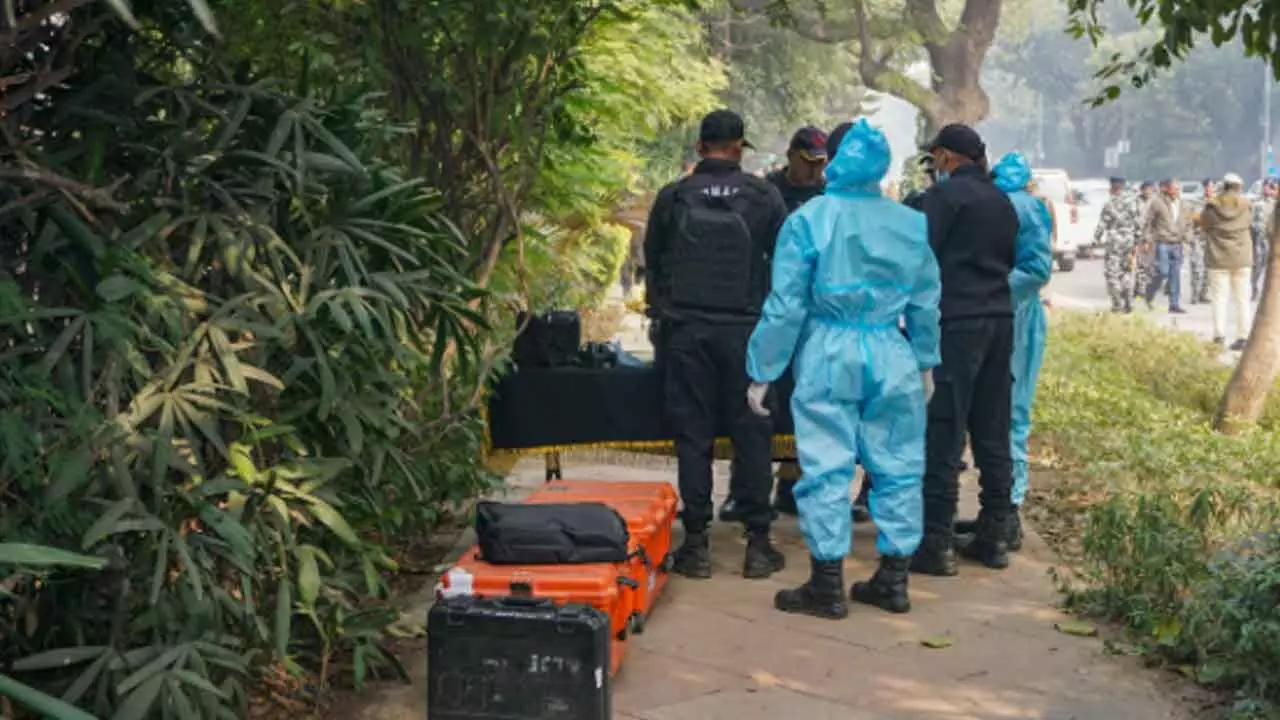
[770,0,1003,141]
[1214,216,1280,433]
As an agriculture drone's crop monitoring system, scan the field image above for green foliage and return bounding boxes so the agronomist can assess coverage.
[1,76,497,716]
[986,3,1270,180]
[707,1,871,159]
[1,0,728,716]
[1035,312,1280,716]
[1066,0,1280,101]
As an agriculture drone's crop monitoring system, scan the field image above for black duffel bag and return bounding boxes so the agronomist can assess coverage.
[475,501,630,565]
[513,310,582,368]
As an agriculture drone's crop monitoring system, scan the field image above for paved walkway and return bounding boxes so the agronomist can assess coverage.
[348,458,1202,720]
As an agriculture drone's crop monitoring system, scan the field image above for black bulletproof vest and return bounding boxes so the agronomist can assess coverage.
[668,174,763,315]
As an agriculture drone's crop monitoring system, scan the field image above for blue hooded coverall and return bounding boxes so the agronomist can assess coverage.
[991,153,1053,507]
[746,120,942,561]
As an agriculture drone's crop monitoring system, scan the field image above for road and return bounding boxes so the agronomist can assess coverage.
[1047,254,1231,344]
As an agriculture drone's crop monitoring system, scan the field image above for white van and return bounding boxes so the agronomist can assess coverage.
[1031,168,1080,272]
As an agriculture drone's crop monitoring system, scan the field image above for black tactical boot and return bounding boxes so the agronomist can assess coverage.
[672,532,712,579]
[955,513,1011,570]
[775,557,848,620]
[850,556,912,614]
[718,497,743,523]
[955,505,1024,552]
[773,479,799,515]
[910,532,959,577]
[743,532,786,579]
[851,482,871,524]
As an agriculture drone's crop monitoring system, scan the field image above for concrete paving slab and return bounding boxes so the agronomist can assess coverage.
[342,456,1204,720]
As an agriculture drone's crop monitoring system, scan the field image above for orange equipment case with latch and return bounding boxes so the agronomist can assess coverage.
[435,546,637,677]
[521,480,678,628]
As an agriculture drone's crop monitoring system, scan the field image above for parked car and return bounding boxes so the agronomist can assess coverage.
[1071,178,1111,258]
[1031,168,1080,272]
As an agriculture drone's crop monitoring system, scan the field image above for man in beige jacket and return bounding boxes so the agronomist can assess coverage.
[1143,178,1194,313]
[1199,173,1254,350]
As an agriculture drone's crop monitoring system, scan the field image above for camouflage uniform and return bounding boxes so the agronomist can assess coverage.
[1097,192,1143,310]
[1252,197,1274,300]
[1187,197,1209,303]
[1134,197,1157,296]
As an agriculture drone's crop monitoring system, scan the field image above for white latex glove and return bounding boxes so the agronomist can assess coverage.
[746,382,771,417]
[921,369,935,404]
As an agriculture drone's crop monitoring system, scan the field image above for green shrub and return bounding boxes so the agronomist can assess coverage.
[0,78,495,717]
[1036,311,1280,716]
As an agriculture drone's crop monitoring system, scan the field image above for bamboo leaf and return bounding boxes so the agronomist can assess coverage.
[80,499,135,550]
[120,212,172,250]
[11,646,107,672]
[112,671,165,720]
[0,673,99,720]
[296,546,321,609]
[40,315,86,374]
[172,669,229,699]
[306,499,361,548]
[274,578,292,659]
[0,543,106,569]
[97,276,142,303]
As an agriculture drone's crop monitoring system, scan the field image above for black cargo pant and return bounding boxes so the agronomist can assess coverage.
[664,320,773,535]
[922,316,1015,536]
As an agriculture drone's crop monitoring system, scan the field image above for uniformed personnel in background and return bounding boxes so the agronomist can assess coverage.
[1096,177,1143,313]
[1252,178,1277,300]
[1186,178,1214,305]
[644,109,789,581]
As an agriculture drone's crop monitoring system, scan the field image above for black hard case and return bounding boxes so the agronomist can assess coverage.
[427,596,612,720]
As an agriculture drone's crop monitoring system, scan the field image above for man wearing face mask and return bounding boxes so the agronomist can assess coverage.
[911,124,1020,577]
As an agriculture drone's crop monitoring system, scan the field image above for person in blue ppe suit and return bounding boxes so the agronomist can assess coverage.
[745,119,942,619]
[953,152,1052,553]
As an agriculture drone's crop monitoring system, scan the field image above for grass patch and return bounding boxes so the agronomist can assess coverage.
[1033,311,1280,718]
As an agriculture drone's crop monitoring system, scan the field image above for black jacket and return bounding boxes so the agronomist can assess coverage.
[644,159,788,324]
[921,164,1018,321]
[766,169,824,213]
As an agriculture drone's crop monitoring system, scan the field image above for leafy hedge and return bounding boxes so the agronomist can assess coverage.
[0,79,495,717]
[1035,312,1280,717]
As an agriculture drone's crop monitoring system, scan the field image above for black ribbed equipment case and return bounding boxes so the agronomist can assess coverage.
[427,595,611,719]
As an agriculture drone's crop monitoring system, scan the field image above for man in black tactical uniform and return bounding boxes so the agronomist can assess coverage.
[720,126,828,524]
[645,110,789,580]
[911,124,1020,578]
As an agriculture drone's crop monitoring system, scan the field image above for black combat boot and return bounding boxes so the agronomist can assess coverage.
[1007,508,1024,552]
[775,557,848,620]
[672,531,712,579]
[773,478,798,515]
[955,512,1011,570]
[743,531,786,579]
[718,497,742,523]
[851,481,871,524]
[910,532,959,577]
[850,556,912,614]
[955,505,1024,552]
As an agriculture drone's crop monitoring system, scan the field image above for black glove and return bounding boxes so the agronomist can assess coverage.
[648,319,662,348]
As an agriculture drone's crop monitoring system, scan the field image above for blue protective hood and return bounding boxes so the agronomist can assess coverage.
[825,118,891,192]
[993,152,1032,193]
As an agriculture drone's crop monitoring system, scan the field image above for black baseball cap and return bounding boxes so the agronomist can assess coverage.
[789,126,829,162]
[1140,180,1155,189]
[1109,176,1126,185]
[699,110,754,149]
[922,123,986,161]
[827,121,854,158]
